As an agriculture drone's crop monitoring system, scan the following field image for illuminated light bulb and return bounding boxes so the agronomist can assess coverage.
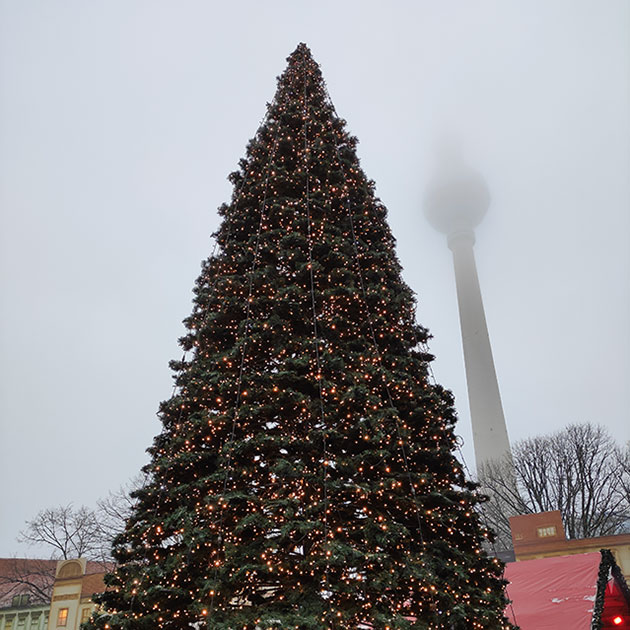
[613,617,624,626]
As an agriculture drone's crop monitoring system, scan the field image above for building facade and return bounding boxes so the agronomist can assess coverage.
[0,559,108,630]
[510,511,630,582]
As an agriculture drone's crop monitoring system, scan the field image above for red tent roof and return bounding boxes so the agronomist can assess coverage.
[504,551,630,630]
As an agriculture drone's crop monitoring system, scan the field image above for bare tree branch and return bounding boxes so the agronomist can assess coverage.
[12,476,147,569]
[0,558,56,605]
[479,423,630,550]
[18,505,104,560]
[95,475,145,561]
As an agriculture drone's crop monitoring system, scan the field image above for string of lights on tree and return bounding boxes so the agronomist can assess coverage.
[86,44,513,630]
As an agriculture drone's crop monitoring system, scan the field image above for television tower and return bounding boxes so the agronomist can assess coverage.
[424,151,512,472]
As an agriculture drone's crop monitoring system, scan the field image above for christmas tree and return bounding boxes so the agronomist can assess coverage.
[89,44,512,630]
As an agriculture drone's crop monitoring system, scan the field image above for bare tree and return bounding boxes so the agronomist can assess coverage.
[18,505,104,560]
[1,480,144,605]
[615,441,630,508]
[95,474,145,557]
[479,423,630,550]
[14,477,145,568]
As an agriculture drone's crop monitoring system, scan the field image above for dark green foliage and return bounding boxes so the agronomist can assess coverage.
[86,44,513,630]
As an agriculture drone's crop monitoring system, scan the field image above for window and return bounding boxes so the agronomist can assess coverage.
[537,526,557,538]
[56,609,68,628]
[57,562,81,579]
[6,618,14,630]
[80,609,91,624]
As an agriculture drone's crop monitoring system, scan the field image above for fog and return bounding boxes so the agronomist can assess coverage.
[1,0,628,556]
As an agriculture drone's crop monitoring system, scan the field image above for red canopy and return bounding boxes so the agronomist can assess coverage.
[503,552,601,629]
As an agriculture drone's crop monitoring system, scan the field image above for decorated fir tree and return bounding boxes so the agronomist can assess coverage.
[89,44,512,630]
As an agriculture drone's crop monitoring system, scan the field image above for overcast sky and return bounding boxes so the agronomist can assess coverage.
[1,0,628,558]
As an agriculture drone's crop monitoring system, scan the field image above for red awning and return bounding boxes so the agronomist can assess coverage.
[503,552,601,629]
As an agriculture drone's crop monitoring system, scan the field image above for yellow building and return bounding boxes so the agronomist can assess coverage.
[48,560,106,630]
[0,559,108,630]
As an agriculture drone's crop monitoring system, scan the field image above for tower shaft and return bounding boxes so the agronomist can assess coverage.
[448,231,512,470]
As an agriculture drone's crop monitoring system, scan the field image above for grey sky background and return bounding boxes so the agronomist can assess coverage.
[1,0,628,557]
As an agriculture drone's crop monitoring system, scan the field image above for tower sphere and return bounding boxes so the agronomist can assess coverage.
[424,160,490,235]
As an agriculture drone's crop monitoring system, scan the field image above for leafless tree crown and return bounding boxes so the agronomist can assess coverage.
[18,505,104,560]
[479,423,630,550]
[16,476,144,564]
